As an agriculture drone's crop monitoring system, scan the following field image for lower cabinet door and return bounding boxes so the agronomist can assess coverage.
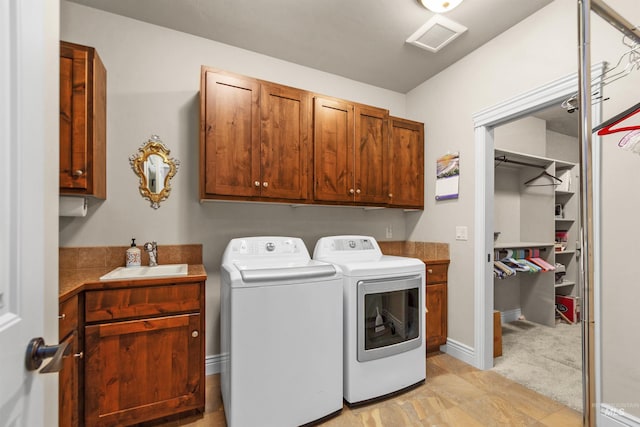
[425,283,447,352]
[84,313,203,426]
[59,332,80,427]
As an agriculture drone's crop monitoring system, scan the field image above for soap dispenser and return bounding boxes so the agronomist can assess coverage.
[126,238,141,267]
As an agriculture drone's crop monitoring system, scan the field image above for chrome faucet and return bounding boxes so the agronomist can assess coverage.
[144,241,158,266]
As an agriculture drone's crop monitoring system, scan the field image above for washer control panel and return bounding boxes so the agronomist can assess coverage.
[226,237,305,257]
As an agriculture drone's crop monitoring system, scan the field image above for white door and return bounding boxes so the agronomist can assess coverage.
[0,0,59,426]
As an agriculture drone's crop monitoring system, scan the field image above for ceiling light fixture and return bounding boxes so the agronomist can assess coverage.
[419,0,463,13]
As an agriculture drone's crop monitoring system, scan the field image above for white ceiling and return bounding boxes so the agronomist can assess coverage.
[67,0,553,94]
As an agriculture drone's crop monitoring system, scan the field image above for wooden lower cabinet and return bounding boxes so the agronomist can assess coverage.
[425,260,449,353]
[84,313,203,426]
[59,295,81,427]
[59,281,205,427]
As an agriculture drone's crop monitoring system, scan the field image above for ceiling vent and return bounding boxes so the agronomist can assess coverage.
[406,14,468,53]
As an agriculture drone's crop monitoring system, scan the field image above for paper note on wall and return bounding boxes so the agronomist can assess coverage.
[435,152,459,201]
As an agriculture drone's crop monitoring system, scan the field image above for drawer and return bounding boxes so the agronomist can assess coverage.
[425,262,448,284]
[59,295,79,338]
[85,283,201,323]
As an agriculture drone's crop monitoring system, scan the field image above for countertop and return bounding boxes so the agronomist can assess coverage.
[59,264,207,302]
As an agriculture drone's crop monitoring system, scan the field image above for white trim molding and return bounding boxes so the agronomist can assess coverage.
[442,338,476,367]
[206,353,226,376]
[471,63,605,380]
[500,308,522,324]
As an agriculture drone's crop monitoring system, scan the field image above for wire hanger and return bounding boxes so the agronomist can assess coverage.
[561,35,639,113]
[494,155,562,186]
[524,170,563,187]
[592,101,640,135]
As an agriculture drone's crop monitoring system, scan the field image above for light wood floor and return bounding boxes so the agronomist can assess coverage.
[151,353,582,426]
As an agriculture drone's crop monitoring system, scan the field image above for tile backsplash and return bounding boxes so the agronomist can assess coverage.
[377,241,449,260]
[59,244,203,270]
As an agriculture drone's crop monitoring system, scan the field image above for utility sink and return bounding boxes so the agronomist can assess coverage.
[99,264,188,281]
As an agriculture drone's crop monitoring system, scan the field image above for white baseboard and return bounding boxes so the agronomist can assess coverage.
[441,338,476,367]
[500,308,522,324]
[206,353,226,376]
[599,404,640,427]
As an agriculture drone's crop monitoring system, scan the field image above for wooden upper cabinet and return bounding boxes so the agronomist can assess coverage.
[59,41,106,199]
[313,97,355,203]
[200,67,424,209]
[201,70,260,198]
[200,68,309,202]
[260,83,310,200]
[389,117,424,209]
[354,105,389,204]
[313,97,389,205]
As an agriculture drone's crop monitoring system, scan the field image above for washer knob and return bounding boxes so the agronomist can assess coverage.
[266,242,276,252]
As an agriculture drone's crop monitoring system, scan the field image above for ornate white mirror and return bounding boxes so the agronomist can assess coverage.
[129,135,180,209]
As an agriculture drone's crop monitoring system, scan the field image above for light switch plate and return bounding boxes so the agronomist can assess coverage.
[456,226,468,241]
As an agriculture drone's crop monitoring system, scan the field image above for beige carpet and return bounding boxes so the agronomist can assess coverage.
[491,319,583,412]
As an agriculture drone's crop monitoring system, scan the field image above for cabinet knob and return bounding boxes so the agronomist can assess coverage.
[254,181,260,187]
[192,330,199,338]
[427,269,433,274]
[262,182,268,188]
[58,314,66,320]
[74,352,84,359]
[73,169,84,177]
[356,189,361,194]
[349,188,355,194]
[388,193,393,198]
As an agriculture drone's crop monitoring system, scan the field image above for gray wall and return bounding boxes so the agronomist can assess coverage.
[60,1,410,358]
[405,0,640,417]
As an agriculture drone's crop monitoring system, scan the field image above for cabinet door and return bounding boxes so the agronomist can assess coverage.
[313,96,355,202]
[59,332,81,427]
[260,83,310,200]
[389,117,424,209]
[60,43,87,192]
[84,314,203,426]
[59,42,106,198]
[425,283,447,352]
[201,70,260,198]
[354,105,389,204]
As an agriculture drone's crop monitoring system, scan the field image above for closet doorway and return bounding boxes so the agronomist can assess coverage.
[491,105,582,411]
[471,65,605,415]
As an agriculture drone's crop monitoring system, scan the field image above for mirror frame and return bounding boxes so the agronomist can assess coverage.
[129,135,180,209]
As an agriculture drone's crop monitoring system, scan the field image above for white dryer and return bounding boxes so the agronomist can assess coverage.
[314,235,425,405]
[221,237,343,427]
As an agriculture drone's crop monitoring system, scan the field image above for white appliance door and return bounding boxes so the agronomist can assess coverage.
[0,1,57,425]
[357,275,422,362]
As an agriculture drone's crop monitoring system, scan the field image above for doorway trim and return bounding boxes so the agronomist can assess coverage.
[471,64,604,393]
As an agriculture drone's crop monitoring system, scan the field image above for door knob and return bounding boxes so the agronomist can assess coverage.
[25,337,71,373]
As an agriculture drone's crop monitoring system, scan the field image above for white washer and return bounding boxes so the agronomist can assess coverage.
[221,237,343,427]
[313,235,425,405]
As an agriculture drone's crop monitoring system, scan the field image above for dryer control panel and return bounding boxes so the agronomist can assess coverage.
[314,235,383,262]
